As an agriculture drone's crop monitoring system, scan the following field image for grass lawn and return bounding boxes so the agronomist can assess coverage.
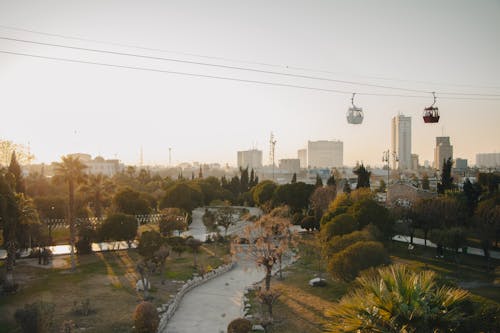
[389,241,500,303]
[0,242,230,333]
[247,233,348,333]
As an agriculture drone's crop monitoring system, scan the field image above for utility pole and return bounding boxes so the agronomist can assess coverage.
[269,132,277,181]
[382,150,399,191]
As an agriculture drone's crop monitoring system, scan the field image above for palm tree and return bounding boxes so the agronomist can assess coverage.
[53,155,87,271]
[80,174,115,218]
[325,264,469,333]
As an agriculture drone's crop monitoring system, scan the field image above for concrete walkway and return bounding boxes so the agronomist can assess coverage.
[164,259,264,333]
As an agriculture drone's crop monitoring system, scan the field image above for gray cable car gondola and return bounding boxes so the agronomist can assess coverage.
[346,93,364,124]
[423,92,440,123]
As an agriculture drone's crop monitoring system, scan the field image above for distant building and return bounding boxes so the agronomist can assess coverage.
[307,140,343,168]
[455,158,468,171]
[279,158,300,174]
[297,149,307,169]
[476,153,500,168]
[434,137,453,171]
[391,114,412,170]
[68,153,123,176]
[411,154,419,170]
[387,181,436,207]
[237,149,263,170]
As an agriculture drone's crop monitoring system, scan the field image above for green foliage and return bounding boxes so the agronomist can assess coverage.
[138,230,163,259]
[227,318,252,333]
[113,187,152,215]
[348,198,394,240]
[315,174,323,187]
[325,264,470,333]
[422,173,430,190]
[321,213,358,241]
[160,182,203,213]
[478,172,500,194]
[252,180,277,207]
[342,179,351,193]
[324,227,376,255]
[14,301,55,333]
[327,241,389,281]
[166,236,187,257]
[438,157,454,194]
[8,151,25,194]
[133,301,159,333]
[291,173,297,184]
[327,174,336,187]
[300,215,319,231]
[272,182,315,213]
[353,163,371,189]
[98,213,138,245]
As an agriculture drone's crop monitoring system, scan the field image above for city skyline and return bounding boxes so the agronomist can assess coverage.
[0,0,499,167]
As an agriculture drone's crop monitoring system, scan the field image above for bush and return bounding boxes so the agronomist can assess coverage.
[14,301,55,333]
[325,227,376,255]
[227,318,252,333]
[138,231,163,259]
[301,215,319,231]
[328,241,389,281]
[133,301,159,333]
[321,213,357,241]
[166,236,186,256]
[98,213,138,247]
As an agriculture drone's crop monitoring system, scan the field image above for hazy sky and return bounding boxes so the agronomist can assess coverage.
[0,0,499,167]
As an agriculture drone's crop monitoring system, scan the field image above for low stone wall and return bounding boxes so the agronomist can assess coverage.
[157,261,236,332]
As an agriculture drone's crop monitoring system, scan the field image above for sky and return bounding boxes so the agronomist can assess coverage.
[0,0,499,167]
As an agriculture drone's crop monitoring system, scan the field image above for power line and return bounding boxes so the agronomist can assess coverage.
[1,24,499,92]
[1,49,500,102]
[0,35,434,94]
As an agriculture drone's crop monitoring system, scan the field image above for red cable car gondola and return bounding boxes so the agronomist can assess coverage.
[423,92,440,123]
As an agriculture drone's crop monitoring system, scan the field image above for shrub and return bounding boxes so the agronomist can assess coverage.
[14,301,55,333]
[98,213,138,247]
[138,231,163,259]
[301,215,319,231]
[328,241,389,281]
[133,301,159,333]
[166,236,186,257]
[321,213,357,241]
[227,318,252,333]
[325,227,376,255]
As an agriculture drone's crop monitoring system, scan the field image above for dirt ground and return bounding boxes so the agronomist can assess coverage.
[0,245,227,333]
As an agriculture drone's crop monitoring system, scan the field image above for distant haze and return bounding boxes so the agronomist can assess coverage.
[0,0,499,166]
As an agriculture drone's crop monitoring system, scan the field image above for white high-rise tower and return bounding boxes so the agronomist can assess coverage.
[391,114,412,170]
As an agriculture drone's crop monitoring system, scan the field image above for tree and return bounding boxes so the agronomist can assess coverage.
[159,208,185,236]
[475,195,500,260]
[327,241,388,281]
[463,178,481,216]
[160,182,203,213]
[378,179,386,193]
[53,155,87,271]
[137,230,168,297]
[98,213,138,248]
[215,206,238,236]
[272,182,315,213]
[252,180,277,208]
[234,210,296,291]
[310,186,336,221]
[315,174,323,187]
[8,151,25,194]
[321,214,358,241]
[353,164,371,189]
[133,301,159,333]
[325,265,469,332]
[0,172,19,291]
[300,215,319,231]
[327,173,336,187]
[291,173,297,184]
[80,174,115,218]
[348,198,394,240]
[113,187,151,215]
[342,179,351,193]
[437,157,454,194]
[186,237,202,267]
[323,227,376,257]
[411,198,442,246]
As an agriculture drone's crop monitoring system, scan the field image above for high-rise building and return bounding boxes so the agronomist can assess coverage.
[434,137,453,171]
[411,154,419,170]
[391,114,412,170]
[297,149,307,168]
[455,158,468,171]
[476,153,500,168]
[307,140,343,168]
[237,149,263,170]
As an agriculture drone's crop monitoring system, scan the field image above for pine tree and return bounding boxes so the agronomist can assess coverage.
[8,151,25,194]
[198,166,203,179]
[250,168,255,187]
[327,173,336,187]
[343,179,351,194]
[315,174,323,187]
[437,158,454,194]
[354,163,371,189]
[291,173,297,184]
